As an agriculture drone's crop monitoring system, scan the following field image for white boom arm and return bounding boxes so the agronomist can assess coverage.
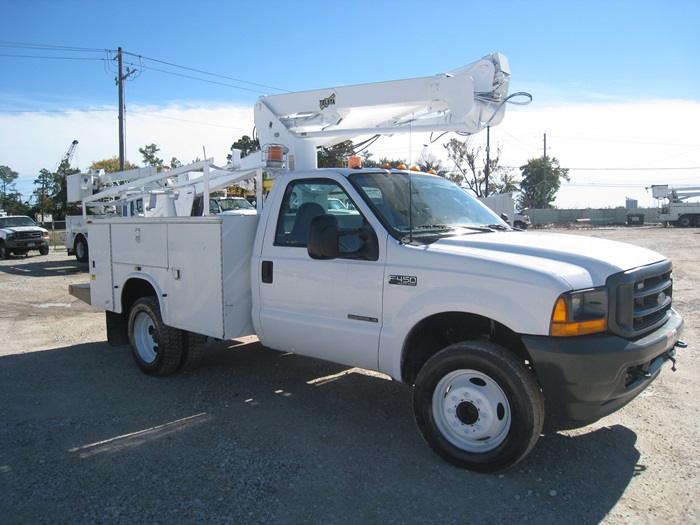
[253,52,511,170]
[75,52,514,217]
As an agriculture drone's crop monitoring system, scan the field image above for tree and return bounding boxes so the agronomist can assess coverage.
[318,140,355,168]
[89,157,138,173]
[444,138,515,197]
[0,165,20,210]
[227,135,260,160]
[359,152,407,169]
[416,152,448,176]
[139,143,163,167]
[31,155,81,221]
[518,156,570,209]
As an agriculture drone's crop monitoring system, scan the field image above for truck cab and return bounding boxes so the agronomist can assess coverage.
[0,215,50,258]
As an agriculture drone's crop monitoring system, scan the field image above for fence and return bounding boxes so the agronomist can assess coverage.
[528,208,659,226]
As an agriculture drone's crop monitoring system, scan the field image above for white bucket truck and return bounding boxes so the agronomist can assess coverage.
[70,54,685,472]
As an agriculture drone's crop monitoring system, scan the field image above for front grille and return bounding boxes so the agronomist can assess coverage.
[18,231,42,240]
[608,260,673,339]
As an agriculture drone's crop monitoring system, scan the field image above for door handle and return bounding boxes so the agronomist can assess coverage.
[262,260,273,283]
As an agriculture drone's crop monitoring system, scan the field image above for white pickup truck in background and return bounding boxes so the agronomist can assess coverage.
[69,53,685,472]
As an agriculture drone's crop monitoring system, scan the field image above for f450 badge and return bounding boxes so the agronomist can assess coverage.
[389,275,417,286]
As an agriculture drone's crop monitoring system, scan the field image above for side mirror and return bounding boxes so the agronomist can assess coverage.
[307,214,339,259]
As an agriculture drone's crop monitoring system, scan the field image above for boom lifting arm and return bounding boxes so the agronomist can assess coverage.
[250,53,513,171]
[74,53,517,217]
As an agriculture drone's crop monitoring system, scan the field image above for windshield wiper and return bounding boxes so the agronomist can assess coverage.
[413,223,450,230]
[485,223,511,231]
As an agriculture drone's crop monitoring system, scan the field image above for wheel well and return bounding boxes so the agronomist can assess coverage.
[401,312,531,385]
[120,278,157,315]
[106,279,158,346]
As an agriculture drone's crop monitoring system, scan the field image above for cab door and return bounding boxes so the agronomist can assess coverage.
[255,177,385,371]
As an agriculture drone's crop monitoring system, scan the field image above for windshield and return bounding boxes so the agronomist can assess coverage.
[348,172,506,239]
[0,216,37,228]
[219,198,254,211]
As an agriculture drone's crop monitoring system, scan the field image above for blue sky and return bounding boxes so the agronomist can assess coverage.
[1,0,699,208]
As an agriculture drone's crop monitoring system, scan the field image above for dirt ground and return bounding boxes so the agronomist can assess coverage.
[1,226,698,524]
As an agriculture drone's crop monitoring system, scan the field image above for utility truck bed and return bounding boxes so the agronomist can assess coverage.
[89,214,258,340]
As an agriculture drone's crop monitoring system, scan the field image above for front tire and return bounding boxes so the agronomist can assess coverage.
[0,241,8,259]
[413,341,544,473]
[128,296,183,376]
[39,245,49,256]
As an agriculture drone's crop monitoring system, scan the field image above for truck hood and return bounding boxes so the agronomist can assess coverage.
[2,226,48,234]
[428,230,666,289]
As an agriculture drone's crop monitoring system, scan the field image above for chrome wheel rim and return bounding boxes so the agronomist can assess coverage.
[432,369,511,453]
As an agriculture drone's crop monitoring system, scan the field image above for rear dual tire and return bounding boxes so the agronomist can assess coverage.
[128,297,183,376]
[128,296,207,376]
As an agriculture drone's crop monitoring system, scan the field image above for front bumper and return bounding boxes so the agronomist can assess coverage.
[523,308,684,421]
[6,238,49,251]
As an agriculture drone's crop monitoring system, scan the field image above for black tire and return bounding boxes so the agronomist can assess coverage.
[694,215,700,228]
[74,235,89,263]
[39,245,49,256]
[514,221,526,230]
[0,241,8,259]
[178,331,207,371]
[128,296,183,376]
[678,215,692,228]
[413,340,544,473]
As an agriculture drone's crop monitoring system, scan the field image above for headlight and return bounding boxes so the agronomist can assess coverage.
[42,232,50,238]
[550,287,608,337]
[6,233,16,240]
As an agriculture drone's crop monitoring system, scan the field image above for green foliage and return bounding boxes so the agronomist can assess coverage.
[318,140,355,168]
[30,157,80,220]
[518,156,570,209]
[139,143,163,167]
[89,157,138,173]
[228,135,260,160]
[0,165,23,213]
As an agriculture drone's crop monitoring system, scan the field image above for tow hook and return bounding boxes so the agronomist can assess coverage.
[666,340,687,372]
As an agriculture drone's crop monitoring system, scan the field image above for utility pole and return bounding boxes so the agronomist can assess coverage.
[543,132,547,159]
[484,126,490,197]
[116,47,135,171]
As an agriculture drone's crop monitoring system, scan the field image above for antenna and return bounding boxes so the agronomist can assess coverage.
[408,172,414,243]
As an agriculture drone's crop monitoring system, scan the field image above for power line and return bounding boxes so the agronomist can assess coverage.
[0,54,104,61]
[0,108,115,113]
[122,51,288,94]
[128,110,250,131]
[129,63,267,94]
[0,41,111,53]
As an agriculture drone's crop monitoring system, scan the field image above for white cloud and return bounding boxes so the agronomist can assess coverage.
[3,100,698,209]
[1,104,255,199]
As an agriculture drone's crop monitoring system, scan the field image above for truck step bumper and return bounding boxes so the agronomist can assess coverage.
[68,283,91,305]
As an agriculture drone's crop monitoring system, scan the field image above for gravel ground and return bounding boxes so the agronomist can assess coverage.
[1,226,698,524]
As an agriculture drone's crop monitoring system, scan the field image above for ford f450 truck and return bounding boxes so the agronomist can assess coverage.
[69,53,685,472]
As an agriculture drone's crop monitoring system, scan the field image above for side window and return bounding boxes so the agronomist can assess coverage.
[274,179,368,248]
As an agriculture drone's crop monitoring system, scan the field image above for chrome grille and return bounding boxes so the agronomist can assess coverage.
[18,231,42,240]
